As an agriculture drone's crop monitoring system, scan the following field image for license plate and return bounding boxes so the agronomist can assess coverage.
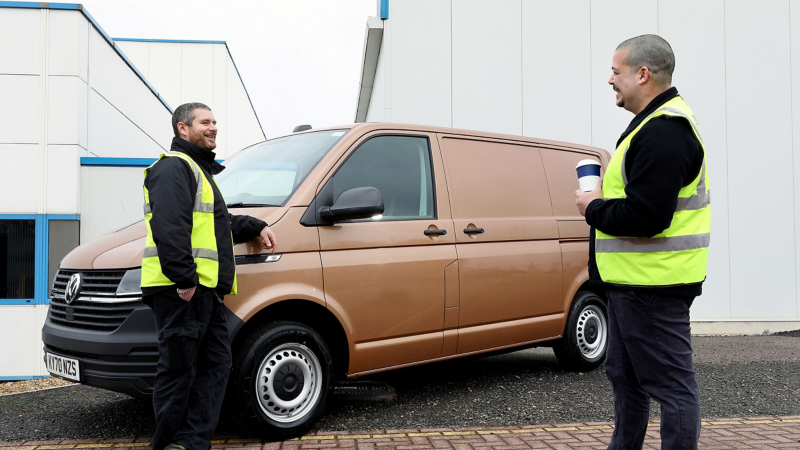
[45,352,80,382]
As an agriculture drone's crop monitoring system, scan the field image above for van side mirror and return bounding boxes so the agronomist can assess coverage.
[318,187,384,222]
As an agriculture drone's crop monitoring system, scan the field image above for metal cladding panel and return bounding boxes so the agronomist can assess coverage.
[0,144,38,213]
[522,0,591,145]
[366,42,386,123]
[0,75,40,144]
[589,0,658,154]
[47,75,86,145]
[147,42,182,110]
[80,166,147,242]
[793,0,800,320]
[727,0,796,318]
[213,44,229,158]
[0,306,47,377]
[0,8,40,75]
[87,89,167,158]
[452,0,522,135]
[390,0,451,127]
[226,57,263,157]
[46,145,81,214]
[49,9,89,81]
[89,28,171,144]
[180,43,215,106]
[659,0,731,319]
[114,40,150,80]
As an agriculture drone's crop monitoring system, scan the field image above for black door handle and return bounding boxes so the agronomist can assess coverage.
[424,229,447,236]
[463,228,484,234]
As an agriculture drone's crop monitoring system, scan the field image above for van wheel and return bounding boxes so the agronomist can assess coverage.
[553,291,608,371]
[230,321,334,440]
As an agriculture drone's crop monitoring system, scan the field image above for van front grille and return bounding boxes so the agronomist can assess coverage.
[49,269,137,332]
[52,269,127,297]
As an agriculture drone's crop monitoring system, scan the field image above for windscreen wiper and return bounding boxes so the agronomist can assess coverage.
[226,202,281,208]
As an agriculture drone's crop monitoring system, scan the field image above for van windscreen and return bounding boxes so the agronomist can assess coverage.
[216,130,348,207]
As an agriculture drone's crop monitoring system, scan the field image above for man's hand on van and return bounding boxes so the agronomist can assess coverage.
[260,226,278,254]
[575,175,604,217]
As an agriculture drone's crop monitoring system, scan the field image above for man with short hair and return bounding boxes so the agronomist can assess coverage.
[142,102,278,450]
[576,35,710,449]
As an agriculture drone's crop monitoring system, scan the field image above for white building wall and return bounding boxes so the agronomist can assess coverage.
[0,6,180,378]
[114,40,265,159]
[364,0,800,328]
[80,167,145,242]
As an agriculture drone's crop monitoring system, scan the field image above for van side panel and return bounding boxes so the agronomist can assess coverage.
[559,241,592,323]
[438,136,563,354]
[539,148,598,239]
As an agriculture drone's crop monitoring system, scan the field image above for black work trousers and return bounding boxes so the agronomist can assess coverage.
[605,289,700,450]
[149,286,232,450]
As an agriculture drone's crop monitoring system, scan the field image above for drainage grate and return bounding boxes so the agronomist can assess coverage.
[333,381,396,401]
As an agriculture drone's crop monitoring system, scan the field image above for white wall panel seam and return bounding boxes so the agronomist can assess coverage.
[450,0,453,127]
[90,87,167,151]
[793,0,799,318]
[37,9,49,215]
[589,0,593,145]
[724,0,732,318]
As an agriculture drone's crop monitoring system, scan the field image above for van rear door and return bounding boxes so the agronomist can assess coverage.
[438,135,563,354]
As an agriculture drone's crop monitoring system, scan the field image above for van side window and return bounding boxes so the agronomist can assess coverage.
[332,136,435,221]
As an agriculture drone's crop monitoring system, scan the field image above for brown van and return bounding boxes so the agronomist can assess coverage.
[43,123,610,438]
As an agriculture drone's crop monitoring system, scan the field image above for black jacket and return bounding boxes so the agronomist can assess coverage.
[585,87,705,297]
[142,137,267,298]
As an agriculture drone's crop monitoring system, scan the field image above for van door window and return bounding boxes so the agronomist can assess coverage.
[331,136,435,221]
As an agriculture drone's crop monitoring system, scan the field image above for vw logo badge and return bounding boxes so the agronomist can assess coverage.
[65,273,81,304]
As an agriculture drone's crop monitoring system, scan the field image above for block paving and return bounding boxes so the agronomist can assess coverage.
[1,416,798,449]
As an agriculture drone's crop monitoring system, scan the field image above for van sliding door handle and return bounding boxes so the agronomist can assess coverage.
[463,228,484,234]
[424,229,447,236]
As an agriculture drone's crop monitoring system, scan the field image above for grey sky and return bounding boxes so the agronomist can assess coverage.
[81,0,376,139]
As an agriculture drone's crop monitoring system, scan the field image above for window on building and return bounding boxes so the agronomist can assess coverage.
[0,220,36,299]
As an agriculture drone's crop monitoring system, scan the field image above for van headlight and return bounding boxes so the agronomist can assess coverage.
[116,268,142,296]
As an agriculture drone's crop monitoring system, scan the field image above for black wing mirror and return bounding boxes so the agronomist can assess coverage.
[319,187,384,222]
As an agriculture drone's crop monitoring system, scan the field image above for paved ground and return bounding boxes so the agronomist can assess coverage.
[1,417,799,449]
[1,334,799,448]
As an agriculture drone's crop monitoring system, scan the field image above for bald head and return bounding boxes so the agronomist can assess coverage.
[616,34,675,87]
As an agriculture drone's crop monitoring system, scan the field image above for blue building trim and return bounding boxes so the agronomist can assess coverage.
[81,157,225,167]
[379,0,389,19]
[0,2,173,113]
[0,214,80,306]
[114,37,227,45]
[0,375,49,381]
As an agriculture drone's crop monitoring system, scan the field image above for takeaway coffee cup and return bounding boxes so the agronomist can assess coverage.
[576,159,601,192]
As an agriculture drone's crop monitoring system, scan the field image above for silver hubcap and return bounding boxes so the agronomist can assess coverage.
[255,343,322,423]
[576,305,607,360]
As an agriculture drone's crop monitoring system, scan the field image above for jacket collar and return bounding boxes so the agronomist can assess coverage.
[616,86,679,147]
[170,137,225,176]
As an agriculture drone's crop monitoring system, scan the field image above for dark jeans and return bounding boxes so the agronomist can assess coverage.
[605,290,700,450]
[149,286,232,450]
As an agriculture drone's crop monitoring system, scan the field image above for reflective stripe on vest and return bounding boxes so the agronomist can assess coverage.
[141,152,237,295]
[595,95,711,287]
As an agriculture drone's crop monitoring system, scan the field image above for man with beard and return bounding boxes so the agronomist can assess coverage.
[141,102,278,450]
[576,35,710,449]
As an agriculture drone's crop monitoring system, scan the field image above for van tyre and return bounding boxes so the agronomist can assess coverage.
[553,291,608,371]
[230,321,334,440]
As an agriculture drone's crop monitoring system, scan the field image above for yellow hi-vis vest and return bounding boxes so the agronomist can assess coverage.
[141,152,237,295]
[595,95,711,287]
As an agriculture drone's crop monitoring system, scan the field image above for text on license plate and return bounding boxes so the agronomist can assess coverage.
[45,353,80,382]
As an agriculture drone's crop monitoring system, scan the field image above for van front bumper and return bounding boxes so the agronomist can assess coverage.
[41,300,159,399]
